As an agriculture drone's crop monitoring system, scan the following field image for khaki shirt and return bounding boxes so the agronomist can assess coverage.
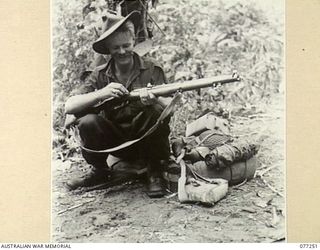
[71,53,167,128]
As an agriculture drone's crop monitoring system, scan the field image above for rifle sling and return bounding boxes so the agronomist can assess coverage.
[81,92,182,153]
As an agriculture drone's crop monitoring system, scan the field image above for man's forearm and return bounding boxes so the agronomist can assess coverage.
[65,91,101,114]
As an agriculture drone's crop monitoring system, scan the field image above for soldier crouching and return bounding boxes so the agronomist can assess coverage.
[64,11,172,198]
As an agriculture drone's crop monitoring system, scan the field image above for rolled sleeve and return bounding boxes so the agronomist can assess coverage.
[69,70,98,97]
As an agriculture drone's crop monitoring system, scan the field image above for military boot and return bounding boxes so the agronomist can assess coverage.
[66,166,111,190]
[146,160,167,198]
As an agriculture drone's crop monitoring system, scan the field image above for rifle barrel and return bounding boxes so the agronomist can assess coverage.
[128,74,240,100]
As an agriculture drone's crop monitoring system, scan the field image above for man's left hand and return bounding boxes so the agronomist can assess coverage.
[139,88,158,106]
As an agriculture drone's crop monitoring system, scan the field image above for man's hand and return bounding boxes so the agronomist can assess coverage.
[97,82,129,100]
[65,82,129,114]
[139,87,173,108]
[139,88,158,106]
[64,114,77,129]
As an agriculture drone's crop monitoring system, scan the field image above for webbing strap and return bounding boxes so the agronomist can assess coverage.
[81,93,182,153]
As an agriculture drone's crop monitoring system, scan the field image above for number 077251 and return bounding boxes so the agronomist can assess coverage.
[300,244,318,248]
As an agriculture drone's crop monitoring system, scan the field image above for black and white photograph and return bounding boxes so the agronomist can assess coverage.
[52,0,285,243]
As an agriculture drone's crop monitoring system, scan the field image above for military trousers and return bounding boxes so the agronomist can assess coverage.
[76,105,171,175]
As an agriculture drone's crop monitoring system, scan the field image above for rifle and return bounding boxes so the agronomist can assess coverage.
[65,72,241,127]
[96,71,240,108]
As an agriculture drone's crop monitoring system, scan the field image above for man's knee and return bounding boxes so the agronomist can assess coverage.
[77,114,101,131]
[142,104,169,125]
[145,104,163,117]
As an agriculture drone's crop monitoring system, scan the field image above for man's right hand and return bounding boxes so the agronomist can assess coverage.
[65,82,129,114]
[97,82,129,100]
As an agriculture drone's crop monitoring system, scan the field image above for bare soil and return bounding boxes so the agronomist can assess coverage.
[52,97,285,243]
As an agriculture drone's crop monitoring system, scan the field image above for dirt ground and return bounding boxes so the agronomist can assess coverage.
[52,95,285,243]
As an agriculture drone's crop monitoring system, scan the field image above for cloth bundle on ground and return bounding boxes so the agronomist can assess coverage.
[203,139,258,170]
[164,113,259,192]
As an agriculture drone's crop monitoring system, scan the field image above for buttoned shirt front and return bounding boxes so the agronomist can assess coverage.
[71,53,167,129]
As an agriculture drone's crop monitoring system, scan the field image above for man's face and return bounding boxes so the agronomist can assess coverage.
[106,31,135,65]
